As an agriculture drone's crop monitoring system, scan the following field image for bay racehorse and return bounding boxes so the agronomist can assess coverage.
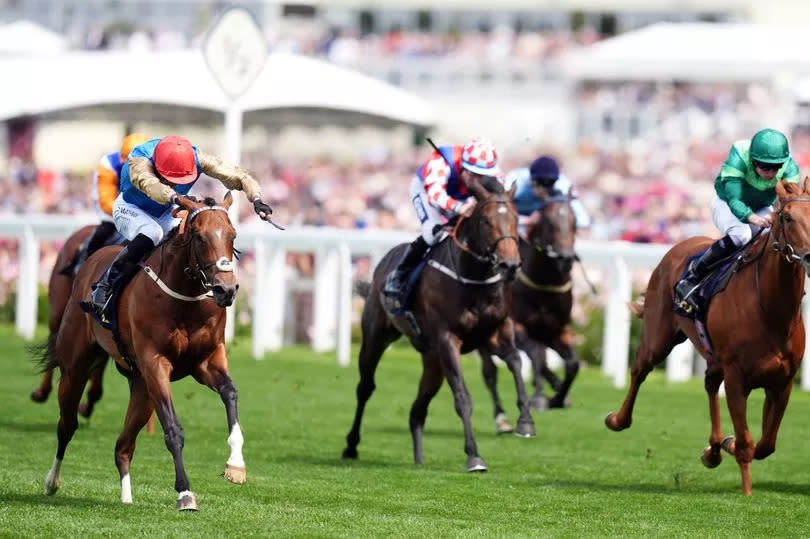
[31,225,110,420]
[38,193,248,511]
[343,176,533,472]
[480,192,580,434]
[605,178,810,495]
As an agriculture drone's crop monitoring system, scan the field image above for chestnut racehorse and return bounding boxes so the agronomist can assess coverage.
[605,179,810,495]
[38,193,247,511]
[343,177,532,472]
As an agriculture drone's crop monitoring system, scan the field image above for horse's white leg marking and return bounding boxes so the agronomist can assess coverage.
[226,422,245,468]
[44,456,62,495]
[121,473,133,504]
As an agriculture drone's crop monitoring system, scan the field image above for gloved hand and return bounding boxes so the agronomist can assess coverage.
[253,198,273,221]
[457,198,478,218]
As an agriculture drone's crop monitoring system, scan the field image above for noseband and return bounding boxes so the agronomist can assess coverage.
[772,196,810,263]
[450,198,519,265]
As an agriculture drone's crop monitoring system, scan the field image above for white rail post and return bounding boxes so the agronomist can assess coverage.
[802,292,810,391]
[252,238,286,359]
[312,246,339,352]
[223,104,243,344]
[15,225,39,340]
[602,256,631,388]
[251,238,267,359]
[666,341,695,383]
[336,242,353,367]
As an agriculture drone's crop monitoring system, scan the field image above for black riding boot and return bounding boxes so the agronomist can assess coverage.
[383,236,429,299]
[59,221,117,277]
[675,235,737,311]
[80,234,153,325]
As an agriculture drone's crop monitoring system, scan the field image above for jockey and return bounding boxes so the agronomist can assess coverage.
[80,135,273,323]
[505,155,591,236]
[61,133,149,275]
[674,128,800,309]
[382,138,500,300]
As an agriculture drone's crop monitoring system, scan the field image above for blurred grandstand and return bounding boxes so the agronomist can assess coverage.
[4,0,810,353]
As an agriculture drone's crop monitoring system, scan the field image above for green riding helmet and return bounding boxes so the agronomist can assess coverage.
[750,128,790,164]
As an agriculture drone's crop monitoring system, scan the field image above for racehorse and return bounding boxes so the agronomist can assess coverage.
[343,176,533,472]
[605,178,810,495]
[31,225,110,420]
[37,193,246,511]
[479,192,580,434]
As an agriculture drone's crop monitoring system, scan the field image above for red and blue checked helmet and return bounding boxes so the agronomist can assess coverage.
[461,138,499,176]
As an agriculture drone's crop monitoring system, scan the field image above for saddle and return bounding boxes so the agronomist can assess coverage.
[59,230,124,277]
[672,240,756,356]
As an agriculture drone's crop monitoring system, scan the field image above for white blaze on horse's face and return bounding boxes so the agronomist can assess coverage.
[216,257,234,272]
[498,206,508,215]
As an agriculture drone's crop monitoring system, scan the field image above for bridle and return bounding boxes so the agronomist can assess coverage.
[530,194,576,261]
[176,205,237,291]
[449,198,519,266]
[771,196,810,263]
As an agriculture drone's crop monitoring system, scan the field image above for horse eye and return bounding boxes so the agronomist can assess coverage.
[784,213,793,223]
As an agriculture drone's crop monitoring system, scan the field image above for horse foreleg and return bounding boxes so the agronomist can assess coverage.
[487,320,535,438]
[114,375,154,504]
[143,355,196,511]
[436,333,486,472]
[409,357,444,465]
[547,329,580,409]
[723,369,755,495]
[78,355,108,419]
[755,383,794,461]
[701,365,725,468]
[478,350,512,434]
[195,343,245,484]
[517,331,550,411]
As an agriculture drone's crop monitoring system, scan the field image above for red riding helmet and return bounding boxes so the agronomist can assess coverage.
[154,135,198,185]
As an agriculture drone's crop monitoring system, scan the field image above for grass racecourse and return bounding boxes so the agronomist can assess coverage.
[2,324,810,537]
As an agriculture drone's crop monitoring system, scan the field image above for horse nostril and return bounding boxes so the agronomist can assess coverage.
[213,285,226,296]
[803,254,810,266]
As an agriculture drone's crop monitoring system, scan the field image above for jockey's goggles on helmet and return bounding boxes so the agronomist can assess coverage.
[531,175,556,188]
[752,160,782,172]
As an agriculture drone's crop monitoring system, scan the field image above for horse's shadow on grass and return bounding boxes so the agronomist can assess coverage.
[1,491,120,509]
[275,452,453,474]
[541,478,810,496]
[0,419,54,434]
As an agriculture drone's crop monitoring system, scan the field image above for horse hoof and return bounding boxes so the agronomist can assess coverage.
[514,421,536,438]
[224,464,246,484]
[604,413,628,432]
[466,457,488,473]
[43,478,60,496]
[721,436,735,455]
[177,491,198,511]
[529,396,548,412]
[495,413,513,435]
[77,403,91,418]
[700,446,722,469]
[31,389,50,403]
[548,397,572,409]
[342,447,358,460]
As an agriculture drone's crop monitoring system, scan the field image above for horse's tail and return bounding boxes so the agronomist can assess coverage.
[354,280,372,299]
[29,332,58,373]
[628,295,645,319]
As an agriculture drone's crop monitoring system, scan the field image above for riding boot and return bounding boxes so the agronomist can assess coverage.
[383,236,429,299]
[80,234,153,325]
[675,235,737,310]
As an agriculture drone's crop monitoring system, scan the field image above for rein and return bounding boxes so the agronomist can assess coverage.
[449,199,519,264]
[147,204,235,301]
[771,196,810,262]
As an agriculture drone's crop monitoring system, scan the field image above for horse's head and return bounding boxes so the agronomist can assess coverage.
[175,192,239,307]
[459,175,521,281]
[527,190,577,274]
[774,177,810,275]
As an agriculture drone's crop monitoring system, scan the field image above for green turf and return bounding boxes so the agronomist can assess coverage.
[2,324,810,537]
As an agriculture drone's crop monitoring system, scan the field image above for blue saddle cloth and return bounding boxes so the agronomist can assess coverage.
[392,257,429,315]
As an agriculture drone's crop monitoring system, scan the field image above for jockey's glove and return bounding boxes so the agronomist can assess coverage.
[253,198,273,220]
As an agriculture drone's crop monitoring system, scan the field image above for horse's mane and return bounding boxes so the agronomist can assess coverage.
[478,175,505,194]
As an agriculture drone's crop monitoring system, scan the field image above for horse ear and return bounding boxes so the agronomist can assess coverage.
[223,190,234,209]
[467,175,490,201]
[507,179,517,199]
[775,178,789,200]
[803,176,810,194]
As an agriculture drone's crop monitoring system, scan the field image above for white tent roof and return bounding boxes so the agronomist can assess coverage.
[0,50,436,128]
[0,20,67,55]
[564,23,810,82]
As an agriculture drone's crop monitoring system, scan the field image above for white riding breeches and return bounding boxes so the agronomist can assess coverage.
[409,175,451,245]
[112,194,179,244]
[711,195,771,247]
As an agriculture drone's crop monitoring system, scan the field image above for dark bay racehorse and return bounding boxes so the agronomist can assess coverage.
[480,192,580,433]
[31,225,110,420]
[343,177,533,472]
[38,194,247,511]
[605,179,810,495]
